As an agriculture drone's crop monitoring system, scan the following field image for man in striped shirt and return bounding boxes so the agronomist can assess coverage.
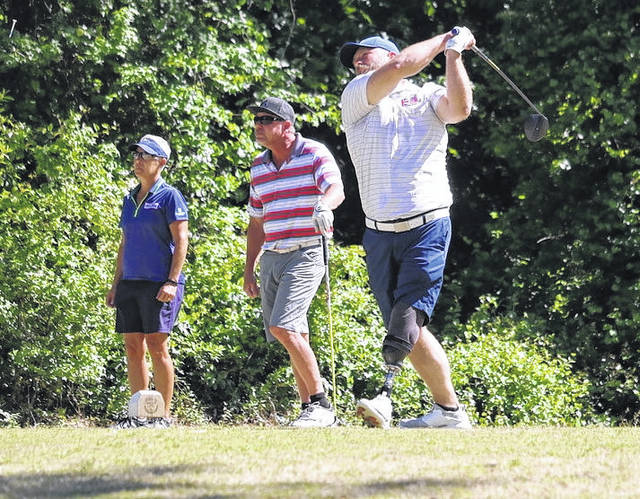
[243,97,344,427]
[339,28,475,429]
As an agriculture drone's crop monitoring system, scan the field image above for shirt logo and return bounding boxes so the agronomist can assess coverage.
[144,202,160,209]
[401,94,421,107]
[176,207,186,216]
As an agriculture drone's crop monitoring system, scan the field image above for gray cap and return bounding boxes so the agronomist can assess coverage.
[247,97,295,123]
[339,35,399,68]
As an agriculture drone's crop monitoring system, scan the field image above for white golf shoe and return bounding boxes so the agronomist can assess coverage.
[356,394,392,429]
[399,404,472,430]
[290,402,337,428]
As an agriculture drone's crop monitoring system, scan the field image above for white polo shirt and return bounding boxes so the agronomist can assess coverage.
[341,72,453,222]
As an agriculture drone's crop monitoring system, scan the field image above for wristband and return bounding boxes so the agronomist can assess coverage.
[165,279,178,286]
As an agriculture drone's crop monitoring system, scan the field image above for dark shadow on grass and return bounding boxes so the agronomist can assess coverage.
[216,477,489,498]
[0,465,238,499]
[0,469,490,498]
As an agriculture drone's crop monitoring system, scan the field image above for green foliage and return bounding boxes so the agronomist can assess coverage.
[447,297,594,426]
[2,0,638,427]
[0,106,125,423]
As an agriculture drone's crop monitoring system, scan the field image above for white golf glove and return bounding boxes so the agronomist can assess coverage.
[446,26,473,55]
[312,201,334,237]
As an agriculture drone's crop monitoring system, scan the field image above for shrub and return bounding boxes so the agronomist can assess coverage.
[446,297,595,426]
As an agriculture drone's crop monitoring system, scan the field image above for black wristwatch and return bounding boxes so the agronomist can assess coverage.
[165,279,178,286]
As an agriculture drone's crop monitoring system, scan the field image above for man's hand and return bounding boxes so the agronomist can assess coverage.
[243,271,260,298]
[312,201,334,237]
[445,26,475,55]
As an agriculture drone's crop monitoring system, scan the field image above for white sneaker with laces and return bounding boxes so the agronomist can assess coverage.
[399,404,472,429]
[356,394,392,429]
[290,402,336,428]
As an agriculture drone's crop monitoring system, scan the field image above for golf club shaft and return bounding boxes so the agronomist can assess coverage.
[450,28,543,116]
[322,236,338,411]
[469,46,543,115]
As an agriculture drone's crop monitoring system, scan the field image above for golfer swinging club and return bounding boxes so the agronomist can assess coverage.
[243,97,345,428]
[338,27,475,429]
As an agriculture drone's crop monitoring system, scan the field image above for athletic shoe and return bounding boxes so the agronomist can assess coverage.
[110,416,149,429]
[356,394,392,429]
[290,402,337,428]
[398,404,472,430]
[146,417,172,429]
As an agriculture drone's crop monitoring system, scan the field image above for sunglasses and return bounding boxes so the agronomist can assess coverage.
[132,151,159,160]
[253,115,284,125]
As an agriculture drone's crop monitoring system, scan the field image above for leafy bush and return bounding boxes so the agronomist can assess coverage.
[0,110,126,424]
[447,297,595,426]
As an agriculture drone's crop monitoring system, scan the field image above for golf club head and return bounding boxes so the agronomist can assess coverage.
[524,114,549,142]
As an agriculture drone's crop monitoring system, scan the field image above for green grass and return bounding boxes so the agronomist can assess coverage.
[1,426,639,498]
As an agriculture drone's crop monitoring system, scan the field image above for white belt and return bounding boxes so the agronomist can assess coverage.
[365,208,450,233]
[265,239,321,254]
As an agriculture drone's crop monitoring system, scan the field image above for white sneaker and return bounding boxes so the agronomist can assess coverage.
[399,404,472,429]
[356,394,392,429]
[290,402,337,428]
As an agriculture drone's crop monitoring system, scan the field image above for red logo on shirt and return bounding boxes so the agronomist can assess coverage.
[401,94,420,107]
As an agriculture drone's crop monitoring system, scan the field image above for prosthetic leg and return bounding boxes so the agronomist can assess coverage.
[379,304,426,395]
[356,303,426,428]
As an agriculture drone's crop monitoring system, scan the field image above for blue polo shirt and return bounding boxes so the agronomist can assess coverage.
[119,178,189,283]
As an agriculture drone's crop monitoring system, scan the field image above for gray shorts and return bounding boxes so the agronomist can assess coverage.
[259,245,325,342]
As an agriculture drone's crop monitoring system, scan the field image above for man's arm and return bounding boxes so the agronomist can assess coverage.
[366,33,453,105]
[243,216,265,298]
[318,183,345,211]
[436,50,474,124]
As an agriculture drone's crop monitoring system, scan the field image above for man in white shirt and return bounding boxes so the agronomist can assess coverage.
[339,28,475,429]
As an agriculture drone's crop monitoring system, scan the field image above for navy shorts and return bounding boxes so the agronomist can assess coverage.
[115,280,184,334]
[362,217,451,328]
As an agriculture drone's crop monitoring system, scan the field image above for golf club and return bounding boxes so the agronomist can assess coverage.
[452,28,549,141]
[321,236,338,412]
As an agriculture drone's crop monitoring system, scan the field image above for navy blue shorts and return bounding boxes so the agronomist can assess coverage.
[362,217,451,328]
[115,280,184,334]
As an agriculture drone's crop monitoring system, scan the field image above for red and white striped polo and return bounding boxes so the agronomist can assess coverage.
[248,134,343,252]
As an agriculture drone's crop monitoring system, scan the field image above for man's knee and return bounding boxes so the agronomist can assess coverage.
[382,303,426,367]
[270,326,297,346]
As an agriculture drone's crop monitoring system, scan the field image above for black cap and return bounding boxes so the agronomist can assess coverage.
[247,97,295,123]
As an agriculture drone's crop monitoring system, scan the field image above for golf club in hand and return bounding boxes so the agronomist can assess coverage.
[452,27,549,141]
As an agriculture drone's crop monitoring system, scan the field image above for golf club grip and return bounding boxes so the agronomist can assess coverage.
[322,236,329,267]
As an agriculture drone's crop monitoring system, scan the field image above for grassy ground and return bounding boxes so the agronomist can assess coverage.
[1,426,639,498]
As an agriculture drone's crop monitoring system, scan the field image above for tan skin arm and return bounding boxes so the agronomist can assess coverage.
[318,183,345,210]
[365,32,475,124]
[243,216,266,299]
[435,50,474,124]
[156,219,189,302]
[366,34,451,105]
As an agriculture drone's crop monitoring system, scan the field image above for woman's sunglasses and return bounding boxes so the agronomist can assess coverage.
[253,115,284,125]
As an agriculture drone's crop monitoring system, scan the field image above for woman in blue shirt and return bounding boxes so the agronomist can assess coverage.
[106,134,188,428]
